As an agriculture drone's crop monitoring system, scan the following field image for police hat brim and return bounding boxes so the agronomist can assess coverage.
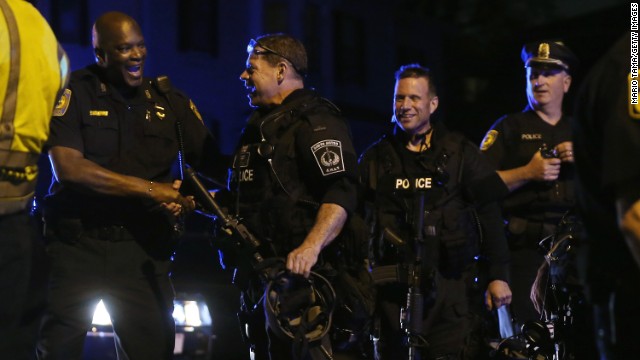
[525,59,569,72]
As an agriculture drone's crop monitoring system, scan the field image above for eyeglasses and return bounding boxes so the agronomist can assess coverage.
[247,38,304,76]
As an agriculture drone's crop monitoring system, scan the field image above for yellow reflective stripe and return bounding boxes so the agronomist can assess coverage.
[0,0,20,150]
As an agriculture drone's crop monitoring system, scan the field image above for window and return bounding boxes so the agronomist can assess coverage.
[333,11,365,86]
[178,0,219,56]
[303,3,321,75]
[264,1,289,33]
[50,0,89,45]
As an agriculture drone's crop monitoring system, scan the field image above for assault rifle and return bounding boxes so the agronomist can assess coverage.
[371,185,438,360]
[182,166,271,273]
[153,74,267,273]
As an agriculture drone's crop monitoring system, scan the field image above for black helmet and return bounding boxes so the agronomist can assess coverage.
[264,271,336,350]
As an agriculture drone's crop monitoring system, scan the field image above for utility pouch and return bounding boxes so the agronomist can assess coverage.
[506,217,528,236]
[43,217,83,244]
[330,263,376,351]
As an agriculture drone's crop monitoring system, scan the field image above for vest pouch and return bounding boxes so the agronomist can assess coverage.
[439,207,479,276]
[374,212,410,265]
[319,262,376,352]
[266,201,313,254]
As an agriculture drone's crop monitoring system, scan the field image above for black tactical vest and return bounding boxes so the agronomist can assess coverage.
[364,129,482,276]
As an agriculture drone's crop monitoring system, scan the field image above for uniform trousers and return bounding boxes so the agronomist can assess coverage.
[507,246,543,328]
[36,226,175,360]
[0,210,47,360]
[375,274,472,360]
[592,266,640,359]
[506,220,557,328]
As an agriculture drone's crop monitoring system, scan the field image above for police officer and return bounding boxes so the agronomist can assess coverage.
[360,64,512,359]
[226,33,360,360]
[573,32,640,359]
[480,41,578,326]
[37,12,223,359]
[0,1,69,358]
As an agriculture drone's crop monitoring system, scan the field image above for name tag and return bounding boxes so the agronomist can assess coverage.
[89,110,109,116]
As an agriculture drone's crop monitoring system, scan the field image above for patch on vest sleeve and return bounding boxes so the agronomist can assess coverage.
[480,130,498,151]
[53,89,71,117]
[311,139,345,176]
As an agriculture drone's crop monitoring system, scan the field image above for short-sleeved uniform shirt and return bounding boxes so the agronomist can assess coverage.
[481,107,575,220]
[228,89,358,254]
[45,65,216,226]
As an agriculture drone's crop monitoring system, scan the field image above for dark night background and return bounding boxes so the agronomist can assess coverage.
[32,1,631,359]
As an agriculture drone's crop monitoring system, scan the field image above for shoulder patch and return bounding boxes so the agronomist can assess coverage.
[629,72,640,119]
[53,89,71,117]
[311,139,345,176]
[189,99,204,124]
[480,130,498,151]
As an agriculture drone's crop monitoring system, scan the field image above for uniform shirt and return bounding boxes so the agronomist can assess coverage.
[45,65,219,225]
[481,107,575,220]
[0,0,69,214]
[360,122,509,281]
[228,88,358,253]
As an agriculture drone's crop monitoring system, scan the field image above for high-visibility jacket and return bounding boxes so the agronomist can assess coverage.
[0,0,69,214]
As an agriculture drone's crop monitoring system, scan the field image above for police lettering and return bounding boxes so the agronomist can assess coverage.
[521,133,542,140]
[238,169,254,182]
[395,177,432,190]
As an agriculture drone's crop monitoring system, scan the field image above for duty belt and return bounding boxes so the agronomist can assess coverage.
[83,225,136,242]
[0,151,40,215]
[0,164,38,182]
[507,216,558,249]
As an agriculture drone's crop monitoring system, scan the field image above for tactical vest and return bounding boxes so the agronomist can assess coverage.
[229,96,340,256]
[366,131,482,277]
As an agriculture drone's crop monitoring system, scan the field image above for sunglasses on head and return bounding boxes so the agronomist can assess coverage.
[247,39,303,76]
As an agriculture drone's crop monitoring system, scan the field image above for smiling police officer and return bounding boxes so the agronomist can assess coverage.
[37,11,223,360]
[360,64,511,360]
[228,33,362,360]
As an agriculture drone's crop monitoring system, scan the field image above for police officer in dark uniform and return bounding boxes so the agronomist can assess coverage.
[573,32,640,359]
[37,12,223,359]
[228,33,360,360]
[360,64,511,360]
[480,41,579,326]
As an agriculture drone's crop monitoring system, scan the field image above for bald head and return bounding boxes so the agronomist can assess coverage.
[91,11,146,88]
[92,11,141,50]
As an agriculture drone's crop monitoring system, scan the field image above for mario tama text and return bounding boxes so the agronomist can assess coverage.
[632,29,639,105]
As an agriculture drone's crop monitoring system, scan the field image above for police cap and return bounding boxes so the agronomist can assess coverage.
[521,41,578,74]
